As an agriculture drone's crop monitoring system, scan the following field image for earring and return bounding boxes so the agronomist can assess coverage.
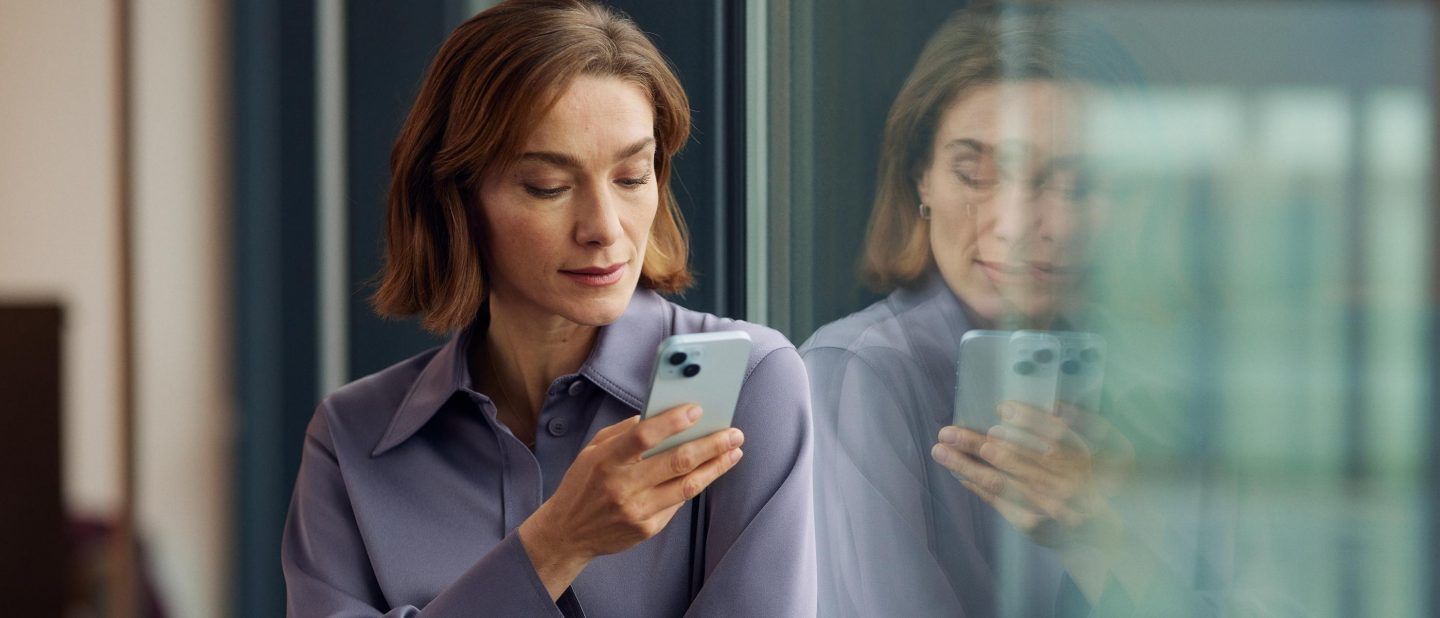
[918,203,932,220]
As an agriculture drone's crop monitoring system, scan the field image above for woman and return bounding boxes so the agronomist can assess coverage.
[800,4,1161,617]
[281,1,815,615]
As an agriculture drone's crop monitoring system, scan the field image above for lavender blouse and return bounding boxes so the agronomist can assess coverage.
[282,289,816,617]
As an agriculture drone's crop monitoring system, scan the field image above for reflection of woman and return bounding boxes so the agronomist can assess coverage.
[281,1,815,615]
[801,5,1142,616]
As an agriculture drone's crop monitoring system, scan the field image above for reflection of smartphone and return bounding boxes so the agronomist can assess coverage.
[1054,331,1106,414]
[640,331,752,458]
[954,330,1008,431]
[954,330,1065,431]
[1003,330,1062,413]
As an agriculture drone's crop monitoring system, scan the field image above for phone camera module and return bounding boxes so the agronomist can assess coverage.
[1013,360,1036,376]
[668,351,688,366]
[1081,348,1101,363]
[682,364,702,378]
[1061,359,1082,375]
[1032,348,1055,364]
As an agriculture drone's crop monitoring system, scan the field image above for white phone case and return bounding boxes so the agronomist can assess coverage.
[1003,330,1061,414]
[955,330,1010,431]
[640,331,753,458]
[955,330,1067,431]
[1054,331,1106,414]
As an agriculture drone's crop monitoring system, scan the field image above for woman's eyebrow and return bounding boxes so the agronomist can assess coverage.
[519,150,581,169]
[941,138,989,154]
[519,137,656,170]
[615,137,656,161]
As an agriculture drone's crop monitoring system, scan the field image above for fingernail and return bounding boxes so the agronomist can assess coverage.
[931,443,948,463]
[939,427,960,444]
[979,442,996,461]
[687,406,702,421]
[729,448,744,464]
[728,429,744,448]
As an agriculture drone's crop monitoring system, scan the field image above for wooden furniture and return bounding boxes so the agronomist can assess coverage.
[0,304,66,614]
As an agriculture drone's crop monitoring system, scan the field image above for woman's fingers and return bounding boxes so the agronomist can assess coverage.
[998,401,1088,452]
[607,404,703,462]
[588,415,640,446]
[985,423,1051,454]
[939,425,1090,530]
[931,441,1014,501]
[961,461,1083,531]
[653,445,744,507]
[639,426,743,486]
[976,436,1063,490]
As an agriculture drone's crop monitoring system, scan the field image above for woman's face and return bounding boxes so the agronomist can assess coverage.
[478,75,659,327]
[916,80,1102,326]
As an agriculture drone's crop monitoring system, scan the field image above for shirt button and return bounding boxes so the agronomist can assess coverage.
[547,418,569,437]
[567,380,589,397]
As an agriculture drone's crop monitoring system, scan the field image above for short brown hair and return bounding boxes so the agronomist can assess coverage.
[860,4,1138,291]
[373,0,693,333]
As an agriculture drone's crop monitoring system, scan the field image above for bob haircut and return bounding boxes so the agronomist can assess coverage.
[861,2,1141,291]
[373,0,693,333]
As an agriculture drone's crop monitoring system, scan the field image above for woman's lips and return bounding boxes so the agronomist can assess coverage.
[976,259,1074,284]
[560,262,626,287]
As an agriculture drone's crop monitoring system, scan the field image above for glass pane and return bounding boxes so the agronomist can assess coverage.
[769,2,1436,616]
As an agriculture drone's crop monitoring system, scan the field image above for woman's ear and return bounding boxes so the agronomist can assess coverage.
[914,165,934,208]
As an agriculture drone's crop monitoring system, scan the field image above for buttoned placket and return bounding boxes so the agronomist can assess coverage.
[464,390,544,532]
[536,376,596,499]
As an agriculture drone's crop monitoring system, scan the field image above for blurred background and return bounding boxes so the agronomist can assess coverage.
[0,0,1434,616]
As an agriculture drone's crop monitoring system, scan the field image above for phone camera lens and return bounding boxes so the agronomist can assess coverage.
[668,352,688,366]
[1061,360,1082,375]
[1081,348,1101,363]
[1032,348,1054,363]
[1013,360,1035,376]
[682,364,701,378]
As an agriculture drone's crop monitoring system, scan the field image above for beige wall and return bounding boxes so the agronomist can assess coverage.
[0,1,231,617]
[131,2,232,617]
[0,0,124,519]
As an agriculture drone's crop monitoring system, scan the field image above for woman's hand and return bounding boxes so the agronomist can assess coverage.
[930,401,1122,550]
[519,404,745,599]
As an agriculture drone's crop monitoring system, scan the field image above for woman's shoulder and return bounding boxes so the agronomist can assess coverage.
[308,343,450,447]
[797,292,919,362]
[661,297,797,374]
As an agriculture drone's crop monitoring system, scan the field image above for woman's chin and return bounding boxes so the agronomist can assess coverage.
[1001,294,1066,328]
[560,294,634,327]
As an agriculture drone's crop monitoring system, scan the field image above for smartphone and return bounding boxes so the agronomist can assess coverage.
[953,330,1064,431]
[1054,331,1106,414]
[1003,330,1062,413]
[954,330,1009,432]
[640,331,753,458]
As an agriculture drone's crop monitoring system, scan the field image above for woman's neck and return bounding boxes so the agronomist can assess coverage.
[473,296,599,419]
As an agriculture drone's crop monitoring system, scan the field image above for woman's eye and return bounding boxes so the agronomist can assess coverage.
[617,172,652,189]
[524,184,568,199]
[1038,168,1093,201]
[953,161,998,189]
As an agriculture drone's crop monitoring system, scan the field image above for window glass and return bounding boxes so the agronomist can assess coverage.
[763,2,1436,615]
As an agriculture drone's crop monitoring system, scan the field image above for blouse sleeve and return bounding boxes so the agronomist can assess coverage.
[680,347,818,616]
[281,404,585,618]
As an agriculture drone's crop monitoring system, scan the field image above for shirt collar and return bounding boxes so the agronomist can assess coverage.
[577,288,670,411]
[890,269,974,358]
[370,288,670,456]
[371,325,476,456]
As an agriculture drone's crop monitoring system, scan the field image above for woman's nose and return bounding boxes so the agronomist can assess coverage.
[574,184,624,247]
[988,186,1046,244]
